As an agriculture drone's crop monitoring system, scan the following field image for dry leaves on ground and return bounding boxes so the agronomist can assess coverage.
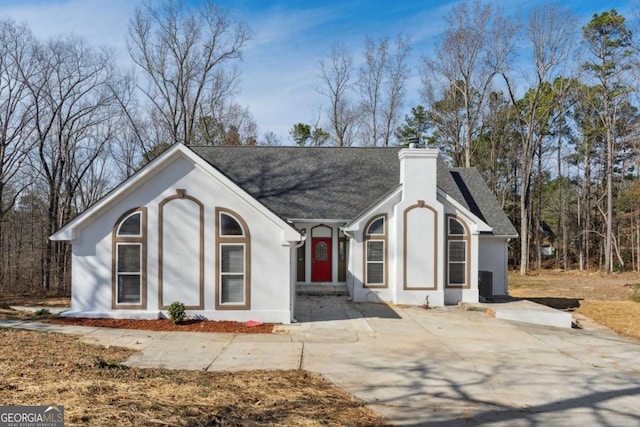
[0,328,389,427]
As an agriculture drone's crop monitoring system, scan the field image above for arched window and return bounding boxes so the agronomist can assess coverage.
[447,216,470,287]
[216,208,250,310]
[112,208,146,308]
[364,214,387,288]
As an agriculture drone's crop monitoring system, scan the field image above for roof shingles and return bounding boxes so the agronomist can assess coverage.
[190,146,516,236]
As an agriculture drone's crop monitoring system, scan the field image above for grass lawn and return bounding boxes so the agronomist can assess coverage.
[508,270,640,341]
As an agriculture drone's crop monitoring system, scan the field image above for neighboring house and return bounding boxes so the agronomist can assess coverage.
[51,143,517,323]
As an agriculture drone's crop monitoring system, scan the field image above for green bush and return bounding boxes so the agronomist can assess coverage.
[167,301,186,323]
[35,308,51,317]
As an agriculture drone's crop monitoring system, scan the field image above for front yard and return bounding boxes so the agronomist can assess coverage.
[0,328,388,426]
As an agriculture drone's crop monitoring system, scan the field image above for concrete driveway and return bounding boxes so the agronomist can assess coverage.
[4,296,640,426]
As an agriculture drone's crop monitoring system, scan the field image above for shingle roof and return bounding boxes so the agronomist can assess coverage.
[189,146,516,236]
[448,168,518,236]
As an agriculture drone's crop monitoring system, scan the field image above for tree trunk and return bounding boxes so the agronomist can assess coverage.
[604,123,614,273]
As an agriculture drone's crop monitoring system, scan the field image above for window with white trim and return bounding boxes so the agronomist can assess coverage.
[447,217,468,287]
[364,215,387,287]
[113,209,146,307]
[116,243,142,303]
[216,209,250,309]
[220,244,245,304]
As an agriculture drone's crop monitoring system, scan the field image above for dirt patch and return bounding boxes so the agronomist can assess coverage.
[509,270,640,341]
[48,317,275,334]
[0,329,389,426]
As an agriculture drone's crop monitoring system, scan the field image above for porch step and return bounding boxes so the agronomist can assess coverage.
[297,284,349,297]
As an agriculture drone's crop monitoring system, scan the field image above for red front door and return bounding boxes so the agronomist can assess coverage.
[311,237,332,282]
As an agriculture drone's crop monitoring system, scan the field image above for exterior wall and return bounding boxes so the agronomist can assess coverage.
[347,196,399,303]
[346,148,500,307]
[391,198,445,306]
[441,207,482,305]
[392,149,445,306]
[478,236,510,296]
[66,155,293,323]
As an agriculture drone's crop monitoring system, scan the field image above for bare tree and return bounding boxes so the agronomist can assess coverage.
[194,101,257,145]
[319,43,358,146]
[358,37,386,147]
[358,35,411,147]
[26,36,124,290]
[0,19,37,224]
[108,70,148,179]
[260,131,281,146]
[128,0,252,146]
[502,5,578,274]
[423,0,516,167]
[381,35,411,147]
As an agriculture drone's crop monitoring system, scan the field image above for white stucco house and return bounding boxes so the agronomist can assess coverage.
[51,143,517,323]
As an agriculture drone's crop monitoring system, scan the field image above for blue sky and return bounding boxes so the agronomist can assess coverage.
[0,0,636,143]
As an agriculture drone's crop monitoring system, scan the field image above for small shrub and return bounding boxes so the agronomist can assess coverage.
[35,308,51,317]
[167,301,186,323]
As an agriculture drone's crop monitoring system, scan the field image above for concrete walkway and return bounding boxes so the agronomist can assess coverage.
[3,296,640,426]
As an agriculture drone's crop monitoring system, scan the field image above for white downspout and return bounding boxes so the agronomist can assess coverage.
[284,234,307,323]
[341,229,355,300]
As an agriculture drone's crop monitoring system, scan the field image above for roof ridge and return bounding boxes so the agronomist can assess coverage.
[189,145,402,149]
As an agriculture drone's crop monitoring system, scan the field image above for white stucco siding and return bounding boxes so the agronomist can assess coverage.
[404,207,437,289]
[160,198,201,308]
[478,237,510,296]
[70,237,112,313]
[65,153,295,323]
[392,199,445,306]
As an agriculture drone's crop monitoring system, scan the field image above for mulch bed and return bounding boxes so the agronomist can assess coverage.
[48,317,275,334]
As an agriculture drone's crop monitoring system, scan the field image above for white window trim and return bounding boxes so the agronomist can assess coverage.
[366,240,385,285]
[219,242,246,305]
[366,217,385,236]
[448,217,467,236]
[115,242,142,305]
[447,240,467,285]
[219,212,245,237]
[116,212,142,237]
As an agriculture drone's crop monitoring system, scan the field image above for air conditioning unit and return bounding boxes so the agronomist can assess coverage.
[478,271,493,302]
